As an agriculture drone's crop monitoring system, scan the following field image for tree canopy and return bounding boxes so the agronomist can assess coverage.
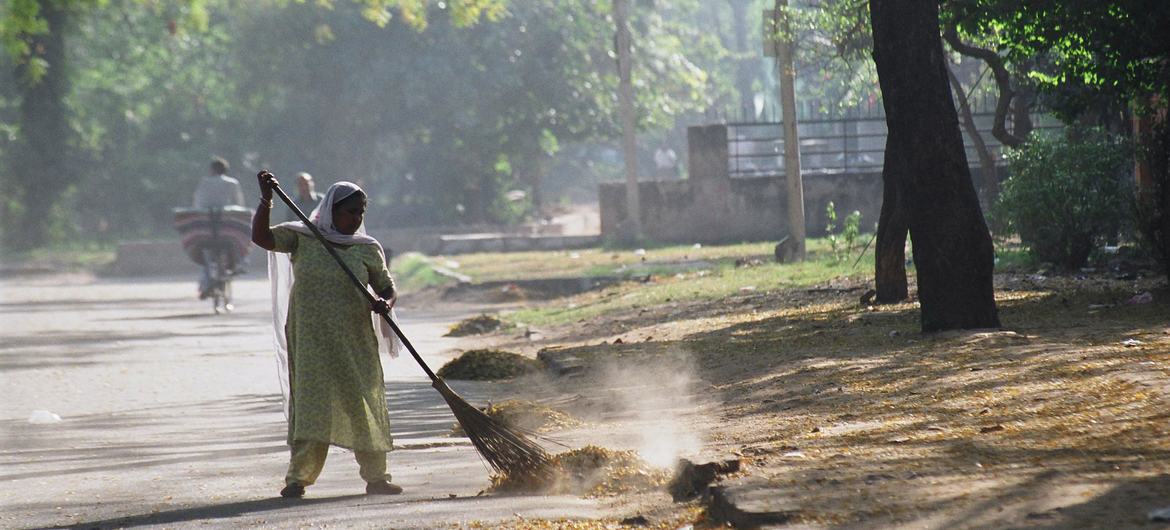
[0,0,738,247]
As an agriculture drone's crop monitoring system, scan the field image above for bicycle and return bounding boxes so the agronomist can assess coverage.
[174,206,253,314]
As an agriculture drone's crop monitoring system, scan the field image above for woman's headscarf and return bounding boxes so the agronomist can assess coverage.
[267,181,403,419]
[274,181,383,251]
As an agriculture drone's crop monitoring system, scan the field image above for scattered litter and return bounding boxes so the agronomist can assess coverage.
[888,330,901,338]
[1150,506,1170,522]
[28,410,62,424]
[781,450,805,459]
[569,252,580,259]
[444,260,460,269]
[1122,339,1144,347]
[692,243,702,249]
[739,286,757,293]
[634,248,646,256]
[1127,291,1154,305]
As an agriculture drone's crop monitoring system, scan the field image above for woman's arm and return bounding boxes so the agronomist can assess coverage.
[251,171,277,250]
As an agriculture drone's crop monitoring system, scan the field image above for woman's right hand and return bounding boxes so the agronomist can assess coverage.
[257,170,278,201]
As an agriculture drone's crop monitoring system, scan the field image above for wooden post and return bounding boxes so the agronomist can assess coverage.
[615,0,642,241]
[772,1,805,259]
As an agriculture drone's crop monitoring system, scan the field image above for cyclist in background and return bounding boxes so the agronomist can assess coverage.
[193,156,245,298]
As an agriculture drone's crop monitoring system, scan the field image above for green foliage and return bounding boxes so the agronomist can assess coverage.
[842,209,861,255]
[0,0,738,247]
[824,201,837,231]
[994,128,1132,269]
[824,201,861,261]
[947,0,1170,120]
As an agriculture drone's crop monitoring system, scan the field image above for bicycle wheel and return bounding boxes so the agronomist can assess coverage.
[211,247,229,314]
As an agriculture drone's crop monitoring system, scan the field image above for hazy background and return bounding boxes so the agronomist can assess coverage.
[0,0,887,248]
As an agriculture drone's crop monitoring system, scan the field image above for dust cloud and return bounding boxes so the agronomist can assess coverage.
[591,351,707,469]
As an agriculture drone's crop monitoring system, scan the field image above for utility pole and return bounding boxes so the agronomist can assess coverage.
[615,0,642,241]
[771,0,805,260]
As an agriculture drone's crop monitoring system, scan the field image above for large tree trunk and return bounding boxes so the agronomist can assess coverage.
[7,1,71,250]
[870,0,1000,332]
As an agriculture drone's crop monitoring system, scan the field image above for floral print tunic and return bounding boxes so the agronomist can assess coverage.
[272,227,395,451]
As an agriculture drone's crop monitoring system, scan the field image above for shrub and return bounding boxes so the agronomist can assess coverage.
[994,129,1132,269]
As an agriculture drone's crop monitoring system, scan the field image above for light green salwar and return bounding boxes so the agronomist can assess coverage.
[285,440,388,486]
[272,227,395,453]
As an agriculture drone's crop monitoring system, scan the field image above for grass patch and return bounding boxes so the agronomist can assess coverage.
[509,239,876,327]
[391,252,455,292]
[432,238,875,284]
[429,241,778,283]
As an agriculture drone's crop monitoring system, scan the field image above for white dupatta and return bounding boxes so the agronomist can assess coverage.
[268,181,405,419]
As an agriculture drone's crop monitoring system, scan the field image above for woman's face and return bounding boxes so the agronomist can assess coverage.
[331,195,367,235]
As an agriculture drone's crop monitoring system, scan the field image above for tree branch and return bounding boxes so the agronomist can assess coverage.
[943,22,1025,148]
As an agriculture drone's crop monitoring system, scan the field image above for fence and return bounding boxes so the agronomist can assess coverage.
[722,100,1062,178]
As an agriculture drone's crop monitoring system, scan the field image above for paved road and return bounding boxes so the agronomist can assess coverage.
[0,273,601,529]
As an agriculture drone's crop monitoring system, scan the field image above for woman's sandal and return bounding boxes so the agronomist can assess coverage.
[366,481,403,495]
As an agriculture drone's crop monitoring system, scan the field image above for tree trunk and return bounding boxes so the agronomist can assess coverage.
[728,0,754,114]
[7,1,71,250]
[946,63,999,209]
[774,1,805,260]
[870,0,1000,332]
[615,0,642,241]
[874,153,908,303]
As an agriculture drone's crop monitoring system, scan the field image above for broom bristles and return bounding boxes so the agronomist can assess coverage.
[433,379,555,479]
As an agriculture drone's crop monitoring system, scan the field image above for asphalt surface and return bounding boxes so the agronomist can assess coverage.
[0,273,602,529]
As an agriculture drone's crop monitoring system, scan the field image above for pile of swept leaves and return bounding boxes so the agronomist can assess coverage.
[452,399,580,436]
[445,313,503,337]
[490,445,670,497]
[436,349,542,380]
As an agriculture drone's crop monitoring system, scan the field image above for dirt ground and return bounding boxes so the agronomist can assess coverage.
[473,272,1170,529]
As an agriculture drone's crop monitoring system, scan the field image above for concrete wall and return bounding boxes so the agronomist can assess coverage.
[599,123,884,244]
[599,171,882,244]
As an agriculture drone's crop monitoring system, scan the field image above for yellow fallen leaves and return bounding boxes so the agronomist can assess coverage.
[452,400,581,436]
[490,445,671,497]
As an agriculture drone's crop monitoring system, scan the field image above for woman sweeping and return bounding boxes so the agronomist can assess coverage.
[251,171,402,498]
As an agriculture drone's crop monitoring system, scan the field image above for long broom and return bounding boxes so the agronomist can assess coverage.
[265,172,553,480]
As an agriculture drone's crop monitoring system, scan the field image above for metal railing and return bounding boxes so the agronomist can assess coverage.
[723,103,1062,178]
